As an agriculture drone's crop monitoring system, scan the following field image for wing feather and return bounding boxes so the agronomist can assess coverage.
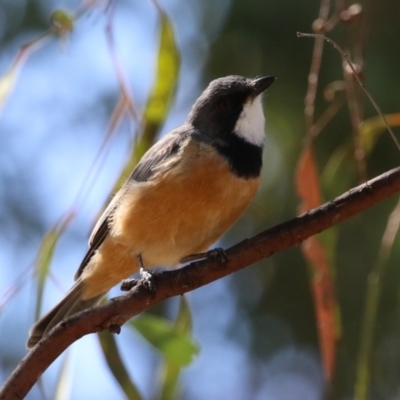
[74,127,190,279]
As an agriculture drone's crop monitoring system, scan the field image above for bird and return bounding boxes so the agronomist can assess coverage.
[27,74,275,349]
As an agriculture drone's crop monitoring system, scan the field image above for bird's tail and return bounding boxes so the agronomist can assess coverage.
[26,279,104,349]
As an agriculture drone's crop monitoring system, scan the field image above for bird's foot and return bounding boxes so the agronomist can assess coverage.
[139,267,157,292]
[135,254,157,292]
[180,247,228,264]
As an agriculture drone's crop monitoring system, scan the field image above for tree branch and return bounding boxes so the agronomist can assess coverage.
[2,166,400,400]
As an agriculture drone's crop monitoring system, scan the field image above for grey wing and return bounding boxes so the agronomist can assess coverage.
[74,127,189,280]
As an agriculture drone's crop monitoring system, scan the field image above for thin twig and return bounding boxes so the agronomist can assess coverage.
[297,32,400,152]
[308,93,346,139]
[304,0,331,132]
[343,65,367,181]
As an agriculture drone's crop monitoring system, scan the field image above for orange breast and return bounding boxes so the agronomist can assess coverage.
[113,140,260,264]
[81,140,260,298]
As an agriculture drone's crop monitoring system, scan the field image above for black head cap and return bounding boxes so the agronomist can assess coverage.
[188,75,275,178]
[187,75,275,145]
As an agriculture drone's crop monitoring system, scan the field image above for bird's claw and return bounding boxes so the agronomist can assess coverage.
[140,267,156,292]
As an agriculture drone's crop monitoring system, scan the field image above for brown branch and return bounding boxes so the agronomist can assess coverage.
[2,166,400,399]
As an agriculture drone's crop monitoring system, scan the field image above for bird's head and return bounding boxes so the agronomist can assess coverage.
[188,75,275,147]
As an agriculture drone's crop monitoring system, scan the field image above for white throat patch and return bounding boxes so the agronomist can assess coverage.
[234,94,265,146]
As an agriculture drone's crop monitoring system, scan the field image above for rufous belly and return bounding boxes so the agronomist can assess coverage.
[81,141,260,299]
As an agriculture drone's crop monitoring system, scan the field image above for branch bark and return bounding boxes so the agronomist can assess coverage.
[2,165,400,400]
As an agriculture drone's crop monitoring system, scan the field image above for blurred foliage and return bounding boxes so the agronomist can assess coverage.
[206,0,400,399]
[130,312,198,367]
[34,213,74,320]
[115,6,180,188]
[157,297,194,400]
[1,0,400,399]
[98,331,142,400]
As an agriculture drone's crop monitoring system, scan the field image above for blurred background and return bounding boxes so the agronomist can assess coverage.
[1,0,400,399]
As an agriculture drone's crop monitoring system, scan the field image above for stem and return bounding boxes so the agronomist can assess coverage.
[297,32,400,152]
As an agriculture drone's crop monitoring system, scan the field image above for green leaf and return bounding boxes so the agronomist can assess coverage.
[360,113,400,155]
[173,295,192,335]
[158,297,196,400]
[50,9,74,35]
[98,331,142,400]
[131,313,199,366]
[115,8,181,190]
[34,215,72,319]
[321,114,400,201]
[35,229,61,319]
[158,362,181,400]
[141,10,181,151]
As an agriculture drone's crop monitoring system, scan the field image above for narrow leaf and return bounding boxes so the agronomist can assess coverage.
[296,144,322,210]
[159,297,196,400]
[35,213,73,319]
[360,113,400,155]
[115,8,181,190]
[131,313,199,366]
[98,331,142,400]
[355,196,400,400]
[158,363,180,400]
[173,295,192,335]
[296,144,339,381]
[141,10,180,149]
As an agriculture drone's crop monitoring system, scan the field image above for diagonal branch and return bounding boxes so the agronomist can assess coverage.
[2,166,400,400]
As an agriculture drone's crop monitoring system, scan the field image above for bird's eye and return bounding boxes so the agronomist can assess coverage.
[219,99,231,111]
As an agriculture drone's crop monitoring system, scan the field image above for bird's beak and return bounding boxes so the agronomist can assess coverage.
[251,76,276,96]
